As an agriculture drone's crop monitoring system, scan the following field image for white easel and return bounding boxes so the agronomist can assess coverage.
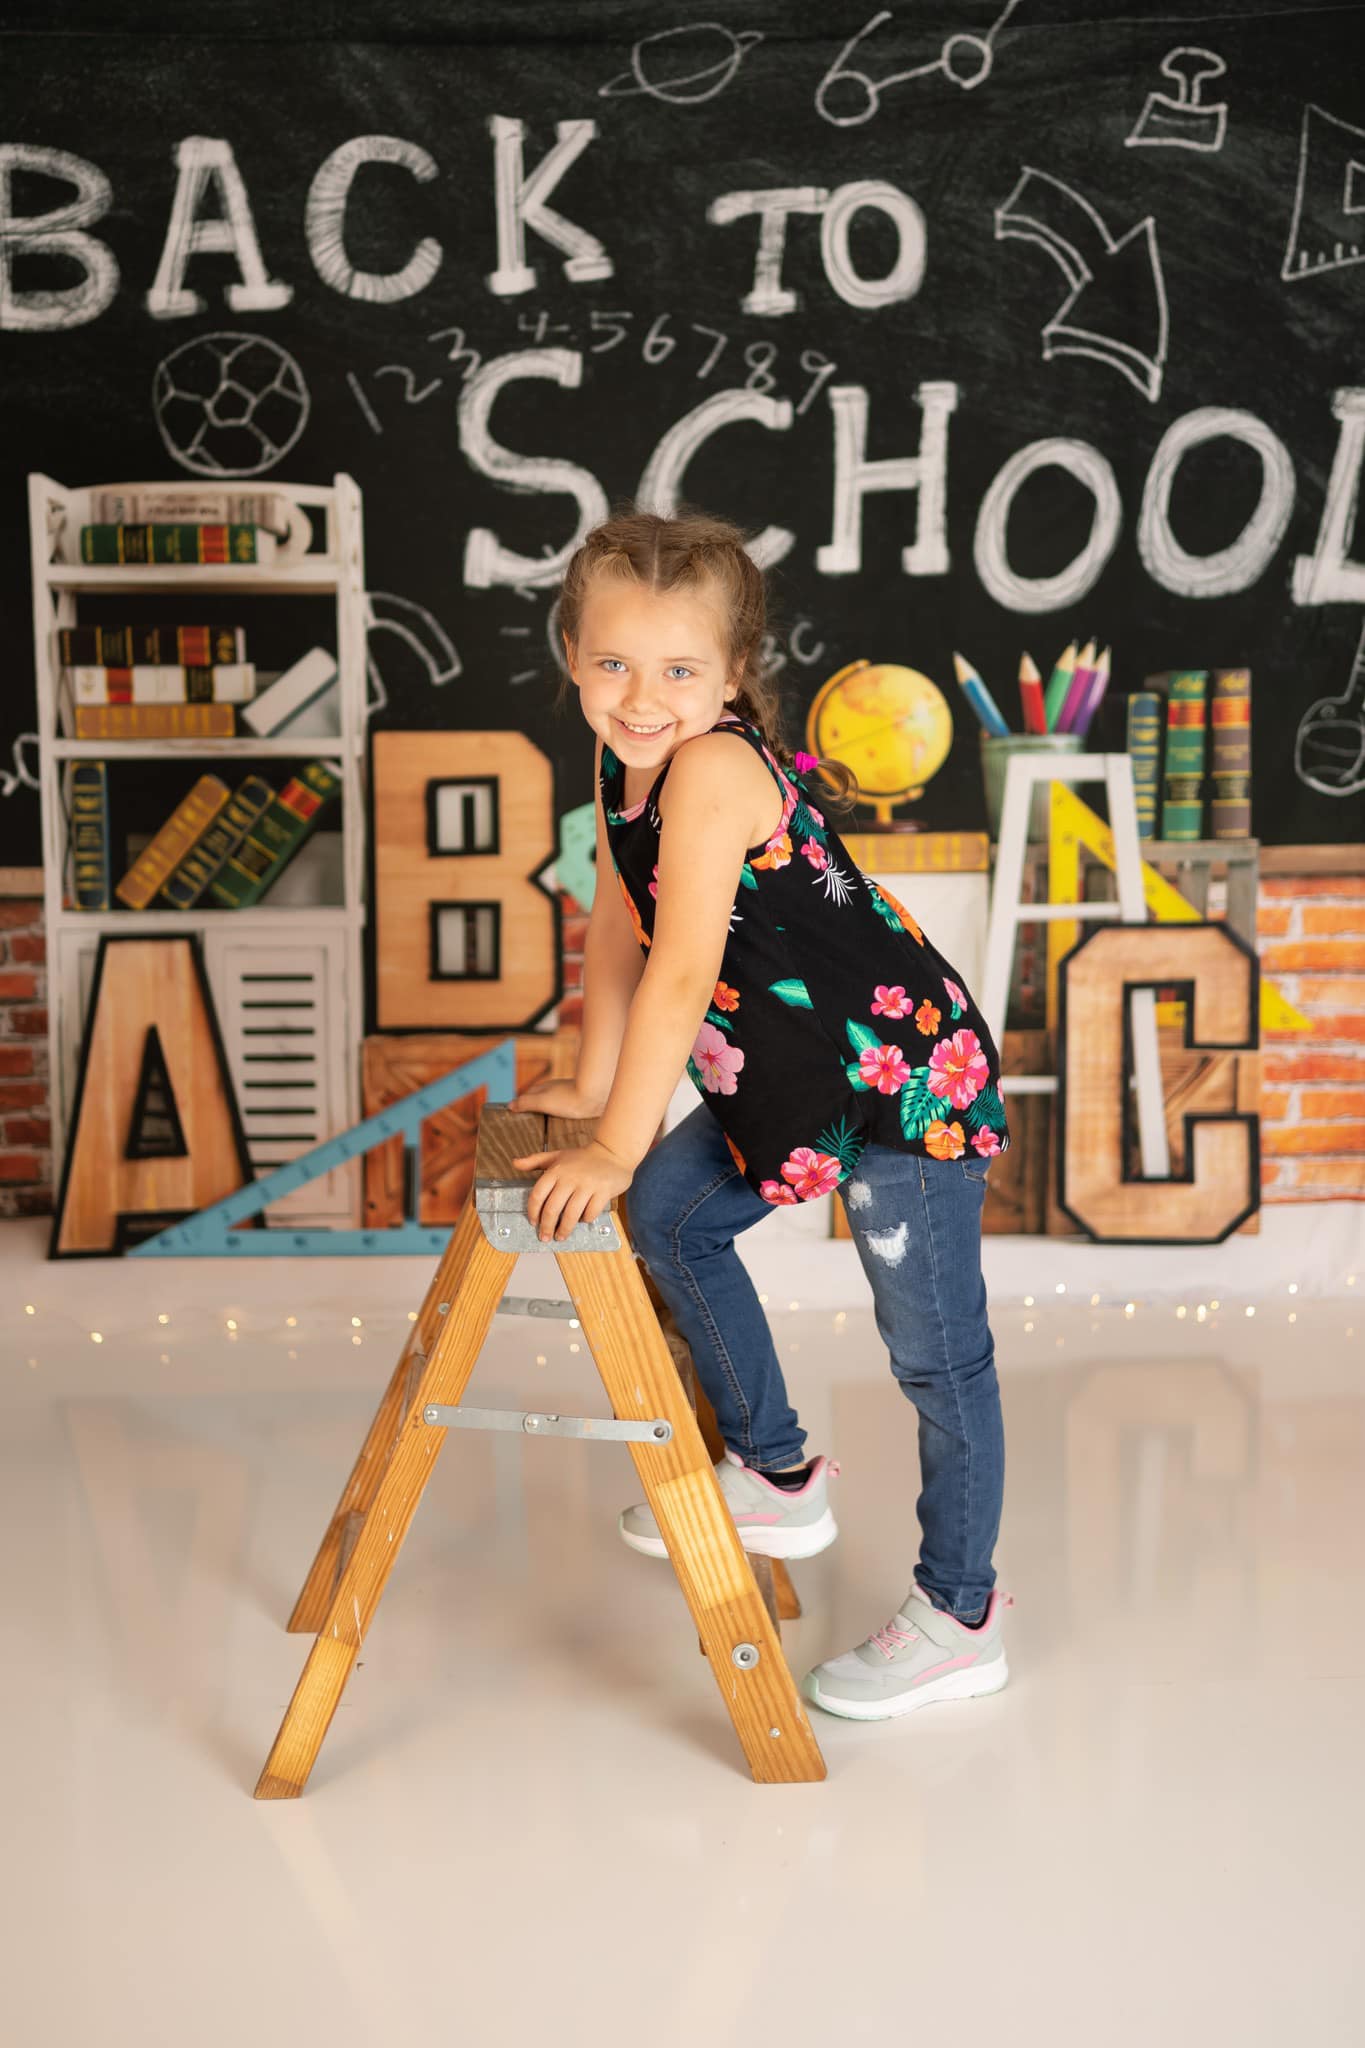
[979,752,1170,1179]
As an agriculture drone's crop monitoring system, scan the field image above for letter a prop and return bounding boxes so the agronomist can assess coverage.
[51,936,255,1257]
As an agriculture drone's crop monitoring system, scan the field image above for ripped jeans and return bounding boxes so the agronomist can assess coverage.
[624,1101,1005,1625]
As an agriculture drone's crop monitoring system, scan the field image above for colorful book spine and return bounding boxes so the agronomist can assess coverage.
[73,703,236,740]
[69,761,111,911]
[79,524,276,567]
[114,774,231,910]
[69,664,255,705]
[208,761,342,909]
[57,624,245,666]
[1159,669,1208,841]
[1210,667,1252,839]
[160,775,276,909]
[1127,689,1163,840]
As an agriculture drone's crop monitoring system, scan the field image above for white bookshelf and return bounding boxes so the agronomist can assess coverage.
[28,472,369,1227]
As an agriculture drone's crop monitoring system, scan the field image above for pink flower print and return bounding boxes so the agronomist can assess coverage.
[927,1028,989,1110]
[871,984,909,1018]
[914,999,941,1037]
[691,1021,745,1095]
[648,863,660,899]
[943,977,966,1014]
[801,838,829,871]
[971,1126,1002,1158]
[780,1148,843,1200]
[761,1179,798,1205]
[858,1042,912,1094]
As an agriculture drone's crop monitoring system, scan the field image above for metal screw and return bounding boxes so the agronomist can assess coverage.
[652,1423,670,1441]
[732,1643,760,1669]
[769,1727,781,1739]
[424,1406,438,1423]
[437,1302,450,1315]
[498,1226,510,1237]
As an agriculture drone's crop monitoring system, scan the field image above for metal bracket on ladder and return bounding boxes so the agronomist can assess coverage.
[421,1404,674,1443]
[979,751,1170,1179]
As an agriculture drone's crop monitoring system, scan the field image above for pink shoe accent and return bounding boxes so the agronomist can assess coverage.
[731,1510,783,1526]
[912,1653,977,1686]
[726,1450,840,1496]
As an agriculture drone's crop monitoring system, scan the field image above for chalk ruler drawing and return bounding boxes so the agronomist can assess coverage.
[995,168,1169,401]
[816,1,1020,127]
[129,1042,516,1258]
[1296,618,1365,797]
[365,590,462,717]
[1282,103,1365,283]
[152,331,310,477]
[600,22,763,104]
[1126,48,1228,152]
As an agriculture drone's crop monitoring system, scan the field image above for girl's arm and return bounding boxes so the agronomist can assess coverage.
[572,736,649,1110]
[593,735,760,1169]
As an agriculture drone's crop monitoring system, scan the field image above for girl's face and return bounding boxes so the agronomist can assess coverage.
[565,576,739,771]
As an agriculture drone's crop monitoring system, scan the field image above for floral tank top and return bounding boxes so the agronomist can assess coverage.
[600,712,1010,1206]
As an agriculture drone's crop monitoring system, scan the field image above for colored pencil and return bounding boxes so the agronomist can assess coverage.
[1054,639,1098,733]
[951,651,1011,738]
[1018,652,1047,734]
[1073,647,1112,738]
[1042,640,1079,729]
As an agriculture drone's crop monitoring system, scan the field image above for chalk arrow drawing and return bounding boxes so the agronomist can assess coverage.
[1296,618,1365,798]
[995,167,1169,402]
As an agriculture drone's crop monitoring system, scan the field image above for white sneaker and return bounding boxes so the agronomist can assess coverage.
[618,1449,840,1560]
[803,1583,1015,1720]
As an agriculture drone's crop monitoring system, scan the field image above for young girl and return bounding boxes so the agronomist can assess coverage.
[511,509,1015,1723]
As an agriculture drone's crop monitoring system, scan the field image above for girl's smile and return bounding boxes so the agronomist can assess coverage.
[565,579,739,775]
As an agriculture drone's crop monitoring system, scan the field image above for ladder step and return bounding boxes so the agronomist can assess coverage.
[1015,901,1123,921]
[422,1404,673,1444]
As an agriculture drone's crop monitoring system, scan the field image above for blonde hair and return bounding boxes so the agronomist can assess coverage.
[556,504,859,811]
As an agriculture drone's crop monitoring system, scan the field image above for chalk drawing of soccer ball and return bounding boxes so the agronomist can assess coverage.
[152,331,310,477]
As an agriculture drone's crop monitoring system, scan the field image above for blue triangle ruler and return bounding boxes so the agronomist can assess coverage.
[130,1040,517,1258]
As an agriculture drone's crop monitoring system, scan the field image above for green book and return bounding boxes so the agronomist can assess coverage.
[79,524,276,567]
[160,774,276,909]
[70,760,111,911]
[1160,671,1207,840]
[208,761,341,909]
[1126,688,1163,841]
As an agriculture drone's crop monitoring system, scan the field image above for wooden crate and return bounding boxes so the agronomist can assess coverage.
[362,1029,577,1227]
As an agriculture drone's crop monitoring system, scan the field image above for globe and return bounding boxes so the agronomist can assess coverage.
[806,660,954,824]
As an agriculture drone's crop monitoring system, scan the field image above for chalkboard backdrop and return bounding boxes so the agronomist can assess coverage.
[3,0,1363,868]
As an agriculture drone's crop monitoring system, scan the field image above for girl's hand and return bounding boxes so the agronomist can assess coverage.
[509,1139,634,1243]
[509,1076,606,1120]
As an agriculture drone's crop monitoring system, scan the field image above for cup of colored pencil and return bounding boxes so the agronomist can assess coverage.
[953,639,1111,842]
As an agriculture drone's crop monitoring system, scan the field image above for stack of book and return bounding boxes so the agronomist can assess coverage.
[1127,669,1253,842]
[57,636,339,740]
[72,760,342,915]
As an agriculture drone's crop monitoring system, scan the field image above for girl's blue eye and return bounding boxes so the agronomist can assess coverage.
[667,666,694,680]
[600,659,626,672]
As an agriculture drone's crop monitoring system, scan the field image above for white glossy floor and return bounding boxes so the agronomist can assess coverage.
[4,1216,1362,2047]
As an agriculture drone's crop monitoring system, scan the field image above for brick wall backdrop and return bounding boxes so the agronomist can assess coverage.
[2,867,1359,1218]
[0,898,50,1219]
[1258,872,1365,1203]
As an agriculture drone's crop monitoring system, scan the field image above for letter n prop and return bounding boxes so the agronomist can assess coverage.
[51,936,255,1257]
[372,730,559,1030]
[1056,923,1259,1244]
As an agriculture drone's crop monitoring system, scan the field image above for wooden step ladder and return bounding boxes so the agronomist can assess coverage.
[256,1104,826,1795]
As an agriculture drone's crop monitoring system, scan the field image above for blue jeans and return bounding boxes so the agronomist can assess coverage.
[624,1102,1005,1626]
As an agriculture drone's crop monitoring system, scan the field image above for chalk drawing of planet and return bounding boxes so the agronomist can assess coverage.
[600,24,764,106]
